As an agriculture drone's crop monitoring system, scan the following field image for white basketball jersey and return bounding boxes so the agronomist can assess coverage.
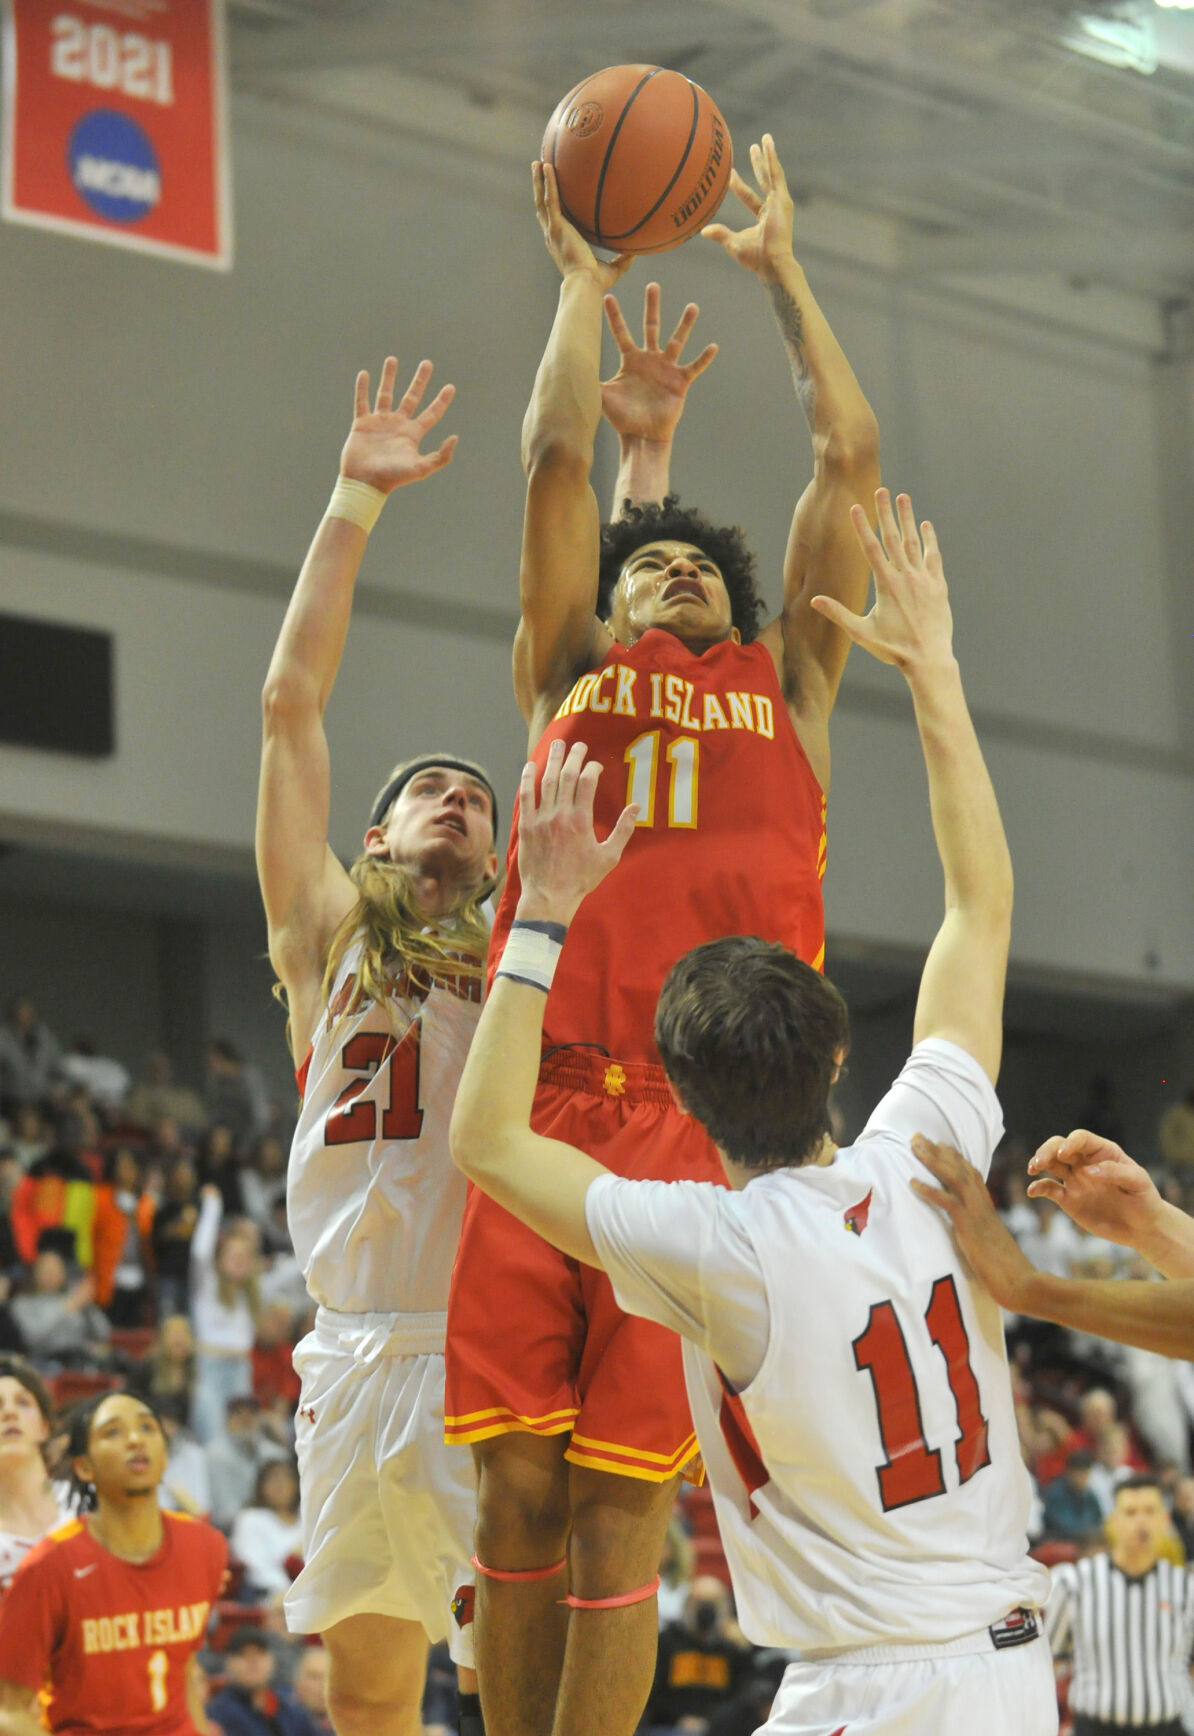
[288,939,481,1317]
[0,1483,74,1595]
[687,1053,1049,1652]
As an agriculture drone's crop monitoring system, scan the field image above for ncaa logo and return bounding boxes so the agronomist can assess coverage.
[68,111,161,224]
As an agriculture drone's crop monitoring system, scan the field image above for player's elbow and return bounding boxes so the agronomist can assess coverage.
[449,1099,498,1183]
[261,670,321,735]
[817,411,881,480]
[521,428,595,483]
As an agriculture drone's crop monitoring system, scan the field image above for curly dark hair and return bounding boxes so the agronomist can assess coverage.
[598,497,766,643]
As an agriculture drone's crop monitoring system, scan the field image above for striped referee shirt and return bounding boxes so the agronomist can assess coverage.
[1046,1553,1194,1725]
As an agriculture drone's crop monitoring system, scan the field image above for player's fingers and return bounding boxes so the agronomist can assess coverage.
[416,382,456,433]
[920,518,941,567]
[874,489,903,567]
[557,740,589,807]
[699,223,736,249]
[607,252,635,285]
[663,301,699,360]
[643,281,662,348]
[422,434,458,473]
[375,355,399,415]
[1027,1134,1069,1175]
[849,502,893,580]
[808,595,867,639]
[532,160,547,221]
[575,758,601,819]
[398,359,433,417]
[603,293,634,352]
[895,492,921,561]
[762,132,790,197]
[538,738,567,812]
[1025,1177,1066,1204]
[681,342,719,383]
[354,370,370,420]
[910,1134,968,1192]
[603,802,641,863]
[729,167,762,214]
[749,141,769,193]
[909,1178,957,1224]
[519,758,539,823]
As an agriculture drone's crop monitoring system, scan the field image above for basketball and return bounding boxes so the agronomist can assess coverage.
[542,65,733,255]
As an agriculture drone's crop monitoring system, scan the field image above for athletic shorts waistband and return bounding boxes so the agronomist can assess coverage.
[799,1608,1042,1667]
[538,1046,674,1106]
[312,1305,447,1359]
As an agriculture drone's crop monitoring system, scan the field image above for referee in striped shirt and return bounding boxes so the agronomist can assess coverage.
[1046,1474,1194,1735]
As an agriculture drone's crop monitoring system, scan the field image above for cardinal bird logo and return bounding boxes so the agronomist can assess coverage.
[451,1585,476,1629]
[844,1189,873,1236]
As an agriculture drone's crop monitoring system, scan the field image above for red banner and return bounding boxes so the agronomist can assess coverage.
[2,0,232,269]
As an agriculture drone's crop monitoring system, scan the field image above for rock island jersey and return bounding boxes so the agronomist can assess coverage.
[0,1510,226,1735]
[289,937,482,1316]
[490,628,827,1060]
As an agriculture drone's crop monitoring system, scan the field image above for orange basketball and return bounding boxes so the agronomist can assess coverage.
[542,65,732,255]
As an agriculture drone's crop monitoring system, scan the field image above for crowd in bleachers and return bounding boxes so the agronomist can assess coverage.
[2,989,1194,1733]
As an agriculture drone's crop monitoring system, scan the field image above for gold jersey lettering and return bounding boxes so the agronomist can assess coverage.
[97,1616,114,1653]
[571,674,599,714]
[588,668,613,713]
[613,666,637,715]
[82,1619,98,1656]
[679,682,700,731]
[752,694,774,739]
[727,692,755,731]
[664,674,685,723]
[648,673,664,718]
[702,692,729,731]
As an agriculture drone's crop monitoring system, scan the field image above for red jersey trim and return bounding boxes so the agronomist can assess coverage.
[295,1046,313,1101]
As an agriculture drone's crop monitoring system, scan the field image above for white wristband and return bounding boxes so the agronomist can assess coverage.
[495,920,567,995]
[327,476,386,534]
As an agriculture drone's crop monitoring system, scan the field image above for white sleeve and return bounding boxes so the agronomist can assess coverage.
[854,1038,1004,1180]
[584,1174,769,1390]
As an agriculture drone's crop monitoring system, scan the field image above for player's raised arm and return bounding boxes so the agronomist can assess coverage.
[256,355,457,1052]
[912,1136,1194,1360]
[515,164,632,731]
[450,742,638,1258]
[703,134,880,747]
[600,282,718,517]
[812,491,1010,1084]
[1027,1130,1194,1279]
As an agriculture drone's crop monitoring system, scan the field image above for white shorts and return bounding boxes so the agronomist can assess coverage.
[283,1308,477,1668]
[765,1624,1058,1735]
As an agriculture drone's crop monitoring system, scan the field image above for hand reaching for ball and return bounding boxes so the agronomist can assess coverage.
[533,161,633,291]
[601,283,718,445]
[702,133,795,282]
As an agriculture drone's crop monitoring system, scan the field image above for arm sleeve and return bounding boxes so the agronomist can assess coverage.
[854,1038,1004,1180]
[585,1175,770,1390]
[0,1555,60,1693]
[1043,1563,1074,1659]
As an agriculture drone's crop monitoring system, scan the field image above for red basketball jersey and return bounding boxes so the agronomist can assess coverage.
[0,1511,226,1734]
[492,630,827,1062]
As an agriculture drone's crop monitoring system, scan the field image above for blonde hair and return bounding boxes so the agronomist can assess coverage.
[216,1229,260,1322]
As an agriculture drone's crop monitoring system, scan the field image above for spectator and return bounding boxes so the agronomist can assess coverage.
[645,1577,751,1735]
[206,1627,323,1736]
[156,1392,212,1518]
[91,1146,155,1325]
[55,1088,104,1182]
[190,1186,258,1443]
[1122,1339,1192,1475]
[1047,1474,1194,1734]
[0,997,61,1112]
[241,1137,288,1247]
[1088,1423,1135,1518]
[0,1356,72,1593]
[1042,1449,1105,1542]
[59,1035,129,1114]
[125,1052,206,1137]
[198,1125,246,1219]
[292,1647,332,1734]
[658,1515,696,1628]
[251,1302,300,1415]
[151,1156,201,1320]
[1158,1086,1194,1170]
[1015,1194,1089,1278]
[205,1395,287,1531]
[10,1252,109,1369]
[206,1041,271,1153]
[10,1143,97,1270]
[6,1105,50,1172]
[229,1458,302,1599]
[134,1314,196,1410]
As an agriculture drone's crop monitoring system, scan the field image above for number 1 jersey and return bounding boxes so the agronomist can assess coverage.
[491,630,827,1062]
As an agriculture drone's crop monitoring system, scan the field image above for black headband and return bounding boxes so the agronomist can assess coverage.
[368,755,499,837]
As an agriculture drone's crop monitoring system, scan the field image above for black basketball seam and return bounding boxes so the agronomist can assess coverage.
[601,78,703,244]
[592,67,662,247]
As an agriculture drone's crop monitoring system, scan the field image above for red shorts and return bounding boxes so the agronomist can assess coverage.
[445,1048,724,1483]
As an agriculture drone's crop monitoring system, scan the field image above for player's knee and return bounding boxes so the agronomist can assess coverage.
[474,1439,570,1558]
[327,1666,419,1726]
[569,1475,676,1581]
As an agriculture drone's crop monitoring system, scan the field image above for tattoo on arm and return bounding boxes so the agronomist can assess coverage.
[770,282,816,422]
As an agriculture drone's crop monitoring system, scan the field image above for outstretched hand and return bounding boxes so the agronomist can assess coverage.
[702,133,794,281]
[910,1136,1037,1312]
[516,740,638,924]
[601,282,718,444]
[1027,1131,1163,1248]
[810,489,954,673]
[533,161,633,291]
[340,357,457,493]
